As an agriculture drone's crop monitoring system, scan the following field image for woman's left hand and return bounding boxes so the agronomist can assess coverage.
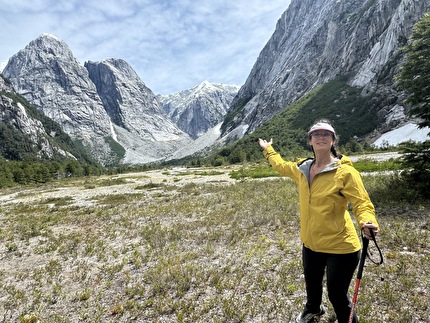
[362,222,379,240]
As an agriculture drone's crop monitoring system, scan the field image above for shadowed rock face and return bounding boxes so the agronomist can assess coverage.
[85,58,188,142]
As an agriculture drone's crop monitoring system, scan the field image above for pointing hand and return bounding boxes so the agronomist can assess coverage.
[258,138,273,150]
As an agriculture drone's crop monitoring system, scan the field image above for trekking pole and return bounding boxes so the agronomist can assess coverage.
[348,226,383,323]
[348,229,370,323]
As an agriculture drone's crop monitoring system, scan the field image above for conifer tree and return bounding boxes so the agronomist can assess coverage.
[395,12,430,197]
[396,12,430,129]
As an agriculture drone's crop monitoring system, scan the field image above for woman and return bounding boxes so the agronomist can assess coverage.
[258,120,379,323]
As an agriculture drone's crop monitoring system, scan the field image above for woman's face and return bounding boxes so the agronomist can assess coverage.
[309,131,335,151]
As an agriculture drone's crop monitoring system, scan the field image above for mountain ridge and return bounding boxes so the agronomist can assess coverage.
[3,34,239,165]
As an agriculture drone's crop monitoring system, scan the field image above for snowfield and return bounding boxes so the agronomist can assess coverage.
[373,123,429,147]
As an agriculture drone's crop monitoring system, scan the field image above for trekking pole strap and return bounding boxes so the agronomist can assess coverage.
[361,228,384,265]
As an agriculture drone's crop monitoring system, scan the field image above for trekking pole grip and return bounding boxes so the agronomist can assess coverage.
[357,225,372,279]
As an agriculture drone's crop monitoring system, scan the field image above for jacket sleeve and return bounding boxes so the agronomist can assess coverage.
[340,166,379,227]
[263,146,300,181]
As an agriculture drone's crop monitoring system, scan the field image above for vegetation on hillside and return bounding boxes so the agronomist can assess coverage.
[0,90,98,165]
[0,88,105,187]
[184,77,382,168]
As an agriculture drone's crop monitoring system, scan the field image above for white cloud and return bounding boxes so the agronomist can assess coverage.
[0,0,290,94]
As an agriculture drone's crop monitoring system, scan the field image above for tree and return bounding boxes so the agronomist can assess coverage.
[398,141,430,191]
[395,12,430,199]
[396,12,430,129]
[0,160,14,188]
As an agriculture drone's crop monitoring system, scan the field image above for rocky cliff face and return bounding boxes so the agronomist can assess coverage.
[3,34,119,164]
[0,75,76,160]
[222,0,430,139]
[3,34,192,165]
[86,59,187,142]
[84,58,192,164]
[159,81,239,139]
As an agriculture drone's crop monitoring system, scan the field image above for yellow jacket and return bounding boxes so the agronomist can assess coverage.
[264,146,378,254]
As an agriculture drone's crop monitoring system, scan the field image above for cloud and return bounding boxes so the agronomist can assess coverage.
[0,0,290,94]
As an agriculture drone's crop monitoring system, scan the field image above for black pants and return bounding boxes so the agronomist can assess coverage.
[302,245,360,323]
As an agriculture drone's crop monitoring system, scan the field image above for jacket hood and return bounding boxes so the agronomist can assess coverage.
[337,155,353,167]
[297,154,353,169]
[297,154,353,181]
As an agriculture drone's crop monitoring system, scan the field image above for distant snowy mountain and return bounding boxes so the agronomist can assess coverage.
[159,81,240,139]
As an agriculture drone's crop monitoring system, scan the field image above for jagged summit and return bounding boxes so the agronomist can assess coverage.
[193,80,226,93]
[40,33,63,41]
[159,81,239,139]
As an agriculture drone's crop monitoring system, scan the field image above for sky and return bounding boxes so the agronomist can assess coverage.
[0,0,290,95]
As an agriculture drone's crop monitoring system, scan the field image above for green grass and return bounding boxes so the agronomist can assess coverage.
[352,158,402,172]
[0,168,429,322]
[229,163,280,180]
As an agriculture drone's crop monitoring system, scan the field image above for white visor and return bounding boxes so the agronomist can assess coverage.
[308,122,336,137]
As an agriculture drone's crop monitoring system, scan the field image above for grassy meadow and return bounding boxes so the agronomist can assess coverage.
[0,164,429,322]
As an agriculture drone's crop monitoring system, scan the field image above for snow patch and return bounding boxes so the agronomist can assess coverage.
[41,33,63,42]
[109,120,118,142]
[373,123,429,147]
[170,123,223,160]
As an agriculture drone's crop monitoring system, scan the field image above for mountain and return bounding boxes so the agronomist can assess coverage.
[2,34,118,164]
[221,0,430,142]
[84,58,192,164]
[159,81,240,139]
[3,0,430,167]
[3,34,191,166]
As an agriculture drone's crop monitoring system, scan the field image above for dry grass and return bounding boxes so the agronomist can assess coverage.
[0,166,429,322]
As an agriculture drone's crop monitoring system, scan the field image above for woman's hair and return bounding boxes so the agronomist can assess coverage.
[308,119,340,158]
